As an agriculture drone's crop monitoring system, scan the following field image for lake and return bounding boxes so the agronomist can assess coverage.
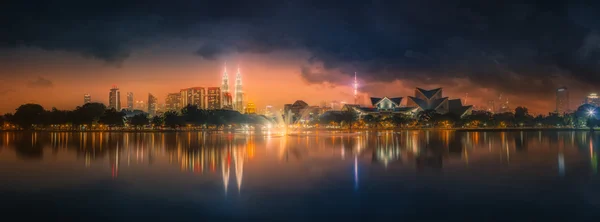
[0,130,599,221]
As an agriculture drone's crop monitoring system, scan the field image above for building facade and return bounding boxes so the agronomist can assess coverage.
[166,93,182,111]
[126,92,134,110]
[148,93,157,116]
[206,87,222,109]
[84,94,91,104]
[222,92,233,110]
[245,102,256,114]
[405,88,472,117]
[221,63,231,109]
[556,87,569,114]
[234,67,244,113]
[108,86,121,110]
[180,87,205,109]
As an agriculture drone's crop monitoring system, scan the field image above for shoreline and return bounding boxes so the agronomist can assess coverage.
[0,127,595,133]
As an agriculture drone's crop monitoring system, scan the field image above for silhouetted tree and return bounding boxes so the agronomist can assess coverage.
[418,109,439,126]
[13,104,45,129]
[164,111,183,129]
[73,103,106,127]
[492,112,514,127]
[99,109,125,129]
[182,104,207,126]
[152,115,164,127]
[129,114,149,129]
[391,114,411,127]
[340,110,358,129]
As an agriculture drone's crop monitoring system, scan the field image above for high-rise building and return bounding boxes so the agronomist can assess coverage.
[166,93,182,111]
[222,92,233,109]
[586,93,600,107]
[148,93,157,116]
[221,63,231,109]
[84,94,91,104]
[108,86,121,110]
[234,66,244,113]
[206,87,222,109]
[556,87,569,114]
[245,102,256,114]
[180,87,205,109]
[126,92,134,110]
[134,100,145,111]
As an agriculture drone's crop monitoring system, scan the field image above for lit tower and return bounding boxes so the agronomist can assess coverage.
[221,62,229,108]
[353,72,358,104]
[235,65,243,112]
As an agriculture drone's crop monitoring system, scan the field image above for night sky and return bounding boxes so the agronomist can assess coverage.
[2,0,600,114]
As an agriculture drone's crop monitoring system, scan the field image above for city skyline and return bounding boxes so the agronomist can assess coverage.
[4,2,600,115]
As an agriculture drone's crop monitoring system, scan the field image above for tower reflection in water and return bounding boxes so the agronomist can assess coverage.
[1,130,599,193]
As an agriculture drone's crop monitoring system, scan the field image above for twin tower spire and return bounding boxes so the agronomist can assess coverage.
[221,62,243,112]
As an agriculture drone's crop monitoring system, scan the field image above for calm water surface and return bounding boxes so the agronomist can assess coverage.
[1,130,599,221]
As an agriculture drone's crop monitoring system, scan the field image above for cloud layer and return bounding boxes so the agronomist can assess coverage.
[27,77,53,88]
[3,0,600,105]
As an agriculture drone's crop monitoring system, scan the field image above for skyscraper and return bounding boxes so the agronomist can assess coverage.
[556,87,569,114]
[84,94,91,104]
[108,86,121,110]
[206,87,221,109]
[180,87,205,109]
[126,92,134,110]
[166,93,182,111]
[221,63,230,109]
[148,93,157,116]
[234,66,243,112]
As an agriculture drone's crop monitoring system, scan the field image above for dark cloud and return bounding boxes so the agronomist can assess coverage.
[27,77,53,88]
[4,0,600,100]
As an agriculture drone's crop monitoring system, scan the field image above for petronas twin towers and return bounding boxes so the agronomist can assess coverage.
[221,63,244,112]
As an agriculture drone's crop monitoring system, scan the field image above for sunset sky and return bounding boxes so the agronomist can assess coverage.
[2,1,600,115]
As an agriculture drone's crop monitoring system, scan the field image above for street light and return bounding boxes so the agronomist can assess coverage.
[588,109,596,117]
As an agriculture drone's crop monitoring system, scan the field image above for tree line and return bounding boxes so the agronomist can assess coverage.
[0,103,274,130]
[317,104,600,129]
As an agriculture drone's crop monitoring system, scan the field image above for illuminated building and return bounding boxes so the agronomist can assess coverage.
[206,87,222,109]
[84,94,91,104]
[108,86,121,110]
[222,92,233,110]
[165,93,181,111]
[407,88,448,112]
[245,102,256,114]
[234,66,244,113]
[556,87,569,114]
[180,87,205,109]
[126,92,134,110]
[134,100,145,111]
[405,88,472,117]
[148,93,157,116]
[342,97,418,118]
[221,63,231,109]
[586,93,600,107]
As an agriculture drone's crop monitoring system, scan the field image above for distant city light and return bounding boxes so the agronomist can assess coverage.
[588,109,595,117]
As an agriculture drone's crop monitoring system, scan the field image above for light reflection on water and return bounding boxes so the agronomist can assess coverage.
[0,130,599,221]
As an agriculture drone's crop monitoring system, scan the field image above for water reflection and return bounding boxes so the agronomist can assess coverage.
[1,130,600,192]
